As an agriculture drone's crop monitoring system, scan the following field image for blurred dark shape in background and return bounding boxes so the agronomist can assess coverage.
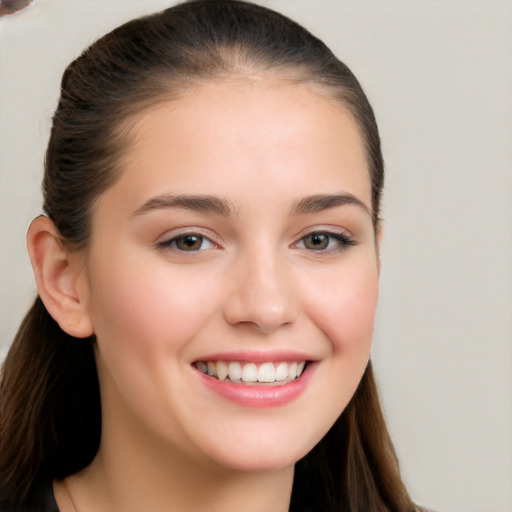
[0,0,35,17]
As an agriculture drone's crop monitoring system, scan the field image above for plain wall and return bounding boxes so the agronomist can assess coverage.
[1,1,511,511]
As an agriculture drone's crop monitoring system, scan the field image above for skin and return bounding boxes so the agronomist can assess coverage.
[30,78,381,512]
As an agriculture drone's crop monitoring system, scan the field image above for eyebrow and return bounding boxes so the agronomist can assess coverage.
[132,192,370,218]
[132,194,236,217]
[290,193,371,217]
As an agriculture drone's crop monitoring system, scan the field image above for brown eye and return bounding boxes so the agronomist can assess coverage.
[175,235,205,251]
[297,231,355,252]
[302,233,330,250]
[158,233,215,252]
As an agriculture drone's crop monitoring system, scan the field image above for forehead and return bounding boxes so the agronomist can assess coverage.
[110,79,371,211]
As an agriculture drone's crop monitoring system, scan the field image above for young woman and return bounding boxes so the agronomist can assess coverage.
[1,1,421,510]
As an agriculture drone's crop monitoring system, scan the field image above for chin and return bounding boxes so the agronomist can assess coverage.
[196,425,323,475]
[214,450,303,475]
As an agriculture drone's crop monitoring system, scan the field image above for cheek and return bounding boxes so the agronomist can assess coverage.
[84,252,225,377]
[289,257,379,451]
[318,258,379,397]
[84,252,225,437]
[304,256,379,355]
[90,254,205,335]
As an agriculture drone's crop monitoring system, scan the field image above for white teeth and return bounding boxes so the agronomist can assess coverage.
[241,363,258,382]
[196,360,308,384]
[275,362,289,382]
[257,362,275,383]
[216,361,228,381]
[228,361,242,381]
[207,361,216,376]
[288,362,298,380]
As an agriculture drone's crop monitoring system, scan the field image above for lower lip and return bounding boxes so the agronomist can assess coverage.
[195,363,315,408]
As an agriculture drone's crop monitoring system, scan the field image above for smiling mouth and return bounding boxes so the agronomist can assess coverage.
[193,360,307,385]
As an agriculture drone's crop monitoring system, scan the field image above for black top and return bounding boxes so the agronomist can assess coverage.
[1,480,59,512]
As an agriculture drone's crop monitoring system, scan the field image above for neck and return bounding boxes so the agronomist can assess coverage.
[73,451,293,512]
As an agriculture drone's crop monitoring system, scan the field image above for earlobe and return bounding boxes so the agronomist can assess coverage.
[27,216,94,338]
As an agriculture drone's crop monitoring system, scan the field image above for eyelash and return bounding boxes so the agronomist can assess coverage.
[156,232,217,252]
[156,230,355,253]
[294,230,355,253]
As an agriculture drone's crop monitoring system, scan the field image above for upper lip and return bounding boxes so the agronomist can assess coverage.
[192,350,318,364]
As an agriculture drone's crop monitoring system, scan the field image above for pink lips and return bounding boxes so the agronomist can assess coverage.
[195,350,312,363]
[193,354,316,408]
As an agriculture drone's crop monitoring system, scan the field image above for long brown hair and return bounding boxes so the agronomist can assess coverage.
[1,1,416,510]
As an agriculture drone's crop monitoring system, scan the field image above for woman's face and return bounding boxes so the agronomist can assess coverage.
[81,79,380,473]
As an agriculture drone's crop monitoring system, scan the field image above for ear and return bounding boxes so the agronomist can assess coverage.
[27,216,94,338]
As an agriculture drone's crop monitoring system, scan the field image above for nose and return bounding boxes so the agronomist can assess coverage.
[222,249,299,334]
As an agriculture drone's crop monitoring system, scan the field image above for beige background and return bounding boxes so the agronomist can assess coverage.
[1,1,511,510]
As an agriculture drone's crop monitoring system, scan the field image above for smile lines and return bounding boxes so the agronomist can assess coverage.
[195,360,307,384]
